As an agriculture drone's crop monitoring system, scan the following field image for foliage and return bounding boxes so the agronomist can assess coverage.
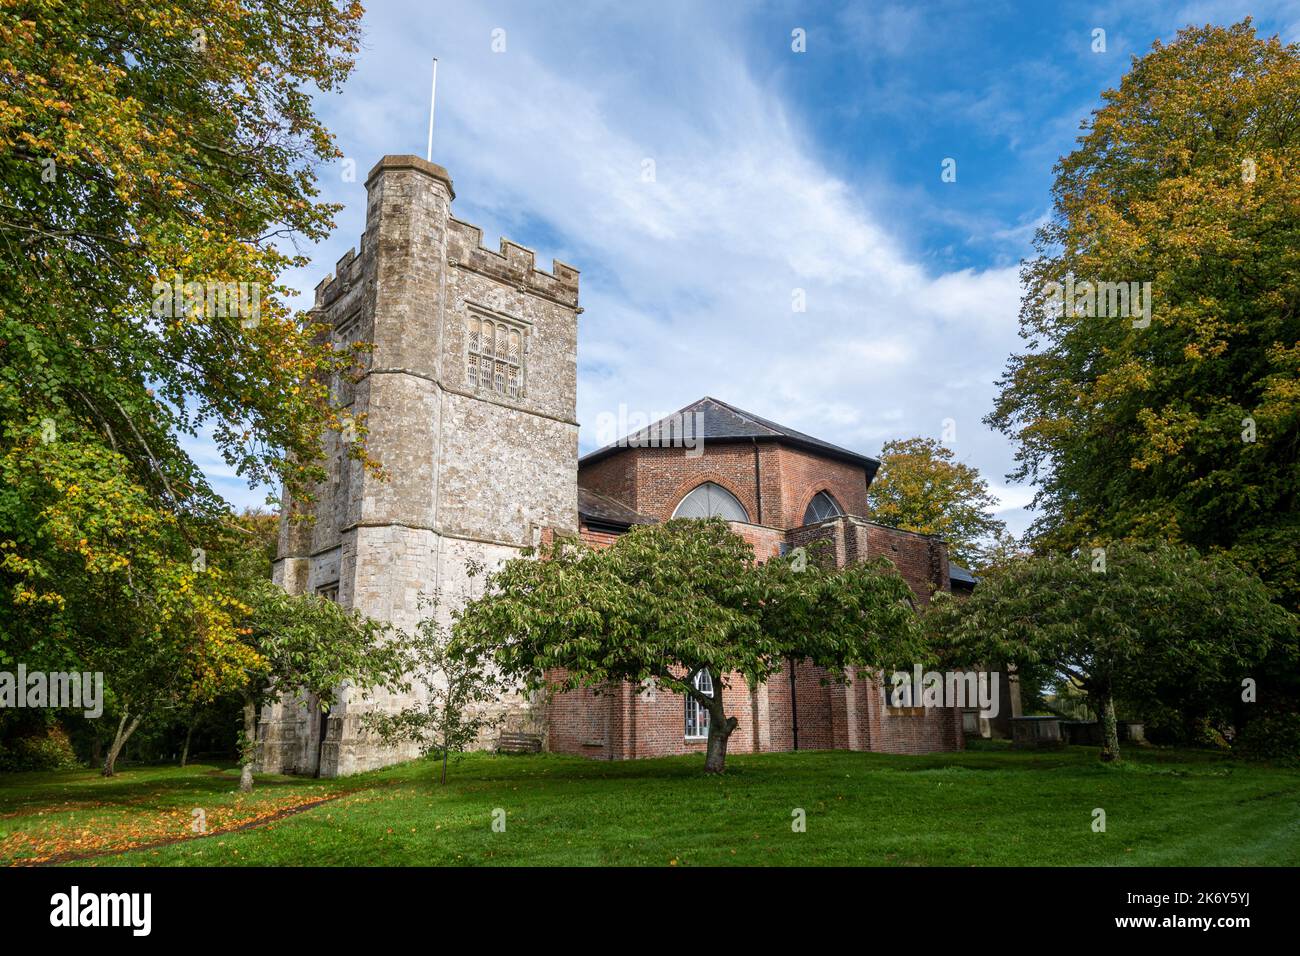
[0,722,79,771]
[867,437,1007,569]
[0,0,373,765]
[456,519,928,773]
[987,20,1300,609]
[928,540,1298,761]
[234,579,411,789]
[1234,707,1300,766]
[365,590,507,784]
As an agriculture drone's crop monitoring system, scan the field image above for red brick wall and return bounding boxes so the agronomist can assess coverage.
[773,444,870,527]
[579,440,870,530]
[577,452,637,511]
[862,523,950,606]
[545,670,616,758]
[578,523,621,549]
[556,445,963,760]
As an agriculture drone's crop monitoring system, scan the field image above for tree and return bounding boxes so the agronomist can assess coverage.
[456,519,929,773]
[868,437,1006,569]
[0,1,377,756]
[364,590,507,784]
[234,580,410,791]
[929,541,1297,761]
[987,20,1300,609]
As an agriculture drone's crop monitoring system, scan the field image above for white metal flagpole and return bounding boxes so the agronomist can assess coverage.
[426,58,438,161]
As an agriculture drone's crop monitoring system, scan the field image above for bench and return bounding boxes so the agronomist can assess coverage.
[496,732,543,754]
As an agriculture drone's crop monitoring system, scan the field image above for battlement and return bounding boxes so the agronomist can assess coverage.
[448,217,579,308]
[313,235,368,310]
[312,155,579,312]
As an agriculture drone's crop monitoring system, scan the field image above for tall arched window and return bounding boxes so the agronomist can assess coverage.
[672,482,749,521]
[802,490,843,524]
[685,669,713,739]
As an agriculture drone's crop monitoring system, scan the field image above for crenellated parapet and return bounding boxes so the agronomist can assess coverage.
[448,218,580,309]
[313,235,371,311]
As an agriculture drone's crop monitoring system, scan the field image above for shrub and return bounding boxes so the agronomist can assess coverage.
[0,724,82,772]
[1234,709,1300,766]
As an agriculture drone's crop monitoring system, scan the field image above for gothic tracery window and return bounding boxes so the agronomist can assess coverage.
[802,490,843,524]
[467,314,524,398]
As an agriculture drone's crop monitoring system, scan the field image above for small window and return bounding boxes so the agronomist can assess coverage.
[672,482,749,521]
[316,583,340,603]
[685,669,713,739]
[803,490,843,524]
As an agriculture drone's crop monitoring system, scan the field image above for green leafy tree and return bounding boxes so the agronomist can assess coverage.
[365,589,507,785]
[929,541,1297,761]
[456,519,928,774]
[0,1,377,743]
[987,20,1300,609]
[868,437,1006,569]
[235,580,410,792]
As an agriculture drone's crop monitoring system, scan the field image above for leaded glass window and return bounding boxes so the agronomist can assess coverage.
[672,482,749,522]
[467,314,525,398]
[803,490,843,524]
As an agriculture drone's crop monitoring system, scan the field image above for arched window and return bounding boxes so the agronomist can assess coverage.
[672,482,749,521]
[685,669,713,739]
[802,490,843,524]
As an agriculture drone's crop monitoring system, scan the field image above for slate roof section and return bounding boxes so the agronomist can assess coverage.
[579,396,881,477]
[949,562,977,586]
[577,486,657,531]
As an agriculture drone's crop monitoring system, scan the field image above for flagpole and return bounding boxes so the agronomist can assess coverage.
[426,58,438,162]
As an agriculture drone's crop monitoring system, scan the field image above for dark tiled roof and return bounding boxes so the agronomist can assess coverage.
[949,562,977,586]
[579,396,881,474]
[577,486,657,531]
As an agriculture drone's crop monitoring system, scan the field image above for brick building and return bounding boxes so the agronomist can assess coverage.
[263,155,1007,777]
[551,397,980,760]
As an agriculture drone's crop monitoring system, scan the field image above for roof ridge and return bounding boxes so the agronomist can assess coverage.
[578,396,881,472]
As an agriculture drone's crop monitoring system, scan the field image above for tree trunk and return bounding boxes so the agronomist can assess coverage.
[704,707,738,774]
[102,712,142,777]
[180,718,195,767]
[239,697,257,792]
[1099,692,1121,762]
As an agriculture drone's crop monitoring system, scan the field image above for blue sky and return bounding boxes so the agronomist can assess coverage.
[195,0,1300,537]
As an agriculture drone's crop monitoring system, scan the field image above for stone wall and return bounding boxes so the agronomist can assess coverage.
[263,155,579,777]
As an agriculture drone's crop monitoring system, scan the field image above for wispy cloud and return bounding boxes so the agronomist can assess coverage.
[190,1,1299,538]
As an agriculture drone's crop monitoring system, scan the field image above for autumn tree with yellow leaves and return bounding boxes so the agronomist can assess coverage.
[868,437,1007,569]
[0,1,375,767]
[989,20,1300,611]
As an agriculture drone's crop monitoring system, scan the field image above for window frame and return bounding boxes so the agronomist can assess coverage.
[684,669,713,740]
[466,308,527,400]
[672,481,749,522]
[802,490,843,524]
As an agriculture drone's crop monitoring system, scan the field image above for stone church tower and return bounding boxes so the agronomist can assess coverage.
[261,155,580,777]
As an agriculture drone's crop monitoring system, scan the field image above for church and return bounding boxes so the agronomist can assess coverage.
[261,155,1012,778]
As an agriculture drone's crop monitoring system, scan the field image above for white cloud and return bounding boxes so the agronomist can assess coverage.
[195,1,1042,533]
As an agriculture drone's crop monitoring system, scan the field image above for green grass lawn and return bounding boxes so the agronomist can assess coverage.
[3,743,1298,866]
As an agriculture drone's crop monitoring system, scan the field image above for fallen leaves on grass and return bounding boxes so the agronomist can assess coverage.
[2,792,341,865]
